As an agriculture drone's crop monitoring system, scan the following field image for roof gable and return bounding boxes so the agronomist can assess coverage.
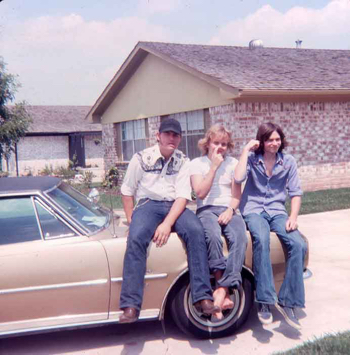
[101,53,237,124]
[87,41,350,123]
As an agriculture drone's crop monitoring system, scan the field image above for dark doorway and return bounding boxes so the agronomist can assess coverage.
[69,134,85,168]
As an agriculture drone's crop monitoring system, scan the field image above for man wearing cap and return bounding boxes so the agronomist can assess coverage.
[119,118,219,323]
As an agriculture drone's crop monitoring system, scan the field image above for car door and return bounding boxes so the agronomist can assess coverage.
[0,195,110,335]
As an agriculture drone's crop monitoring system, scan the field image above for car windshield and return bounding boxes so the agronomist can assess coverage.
[46,182,109,233]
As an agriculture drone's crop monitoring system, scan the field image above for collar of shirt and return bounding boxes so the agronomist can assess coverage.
[139,144,185,171]
[254,152,284,167]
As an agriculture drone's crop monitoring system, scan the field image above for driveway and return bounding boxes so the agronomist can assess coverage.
[1,209,349,355]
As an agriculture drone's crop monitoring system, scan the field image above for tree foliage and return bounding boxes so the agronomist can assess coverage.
[0,57,32,169]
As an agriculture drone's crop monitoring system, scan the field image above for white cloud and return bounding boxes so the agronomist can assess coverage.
[0,14,172,105]
[209,0,350,49]
[137,0,183,15]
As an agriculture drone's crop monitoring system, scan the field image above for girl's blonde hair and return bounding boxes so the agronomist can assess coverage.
[198,124,234,155]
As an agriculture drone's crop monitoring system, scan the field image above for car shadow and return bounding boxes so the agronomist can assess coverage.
[0,306,306,354]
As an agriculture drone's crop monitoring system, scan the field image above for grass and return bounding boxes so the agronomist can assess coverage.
[286,188,350,215]
[274,331,350,355]
[82,185,350,214]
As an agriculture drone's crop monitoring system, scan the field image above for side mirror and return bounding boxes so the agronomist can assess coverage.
[88,188,100,206]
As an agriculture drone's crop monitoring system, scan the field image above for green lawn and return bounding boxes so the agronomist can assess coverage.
[286,187,350,215]
[273,331,350,355]
[90,186,350,214]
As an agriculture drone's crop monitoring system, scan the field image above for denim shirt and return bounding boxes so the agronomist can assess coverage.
[235,152,303,217]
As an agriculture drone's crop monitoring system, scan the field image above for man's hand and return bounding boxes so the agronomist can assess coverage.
[211,146,224,169]
[244,139,260,152]
[286,217,298,231]
[153,221,172,247]
[217,208,234,225]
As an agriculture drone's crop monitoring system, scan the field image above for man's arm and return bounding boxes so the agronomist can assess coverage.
[286,195,301,231]
[234,140,259,183]
[217,181,241,225]
[190,147,223,199]
[122,195,134,225]
[120,153,143,226]
[153,197,187,247]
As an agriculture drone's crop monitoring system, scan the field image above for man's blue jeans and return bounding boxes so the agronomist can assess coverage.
[120,199,213,311]
[244,212,307,308]
[197,206,248,288]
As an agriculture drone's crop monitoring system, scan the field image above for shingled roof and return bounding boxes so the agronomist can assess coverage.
[25,106,101,134]
[87,41,350,123]
[139,42,350,91]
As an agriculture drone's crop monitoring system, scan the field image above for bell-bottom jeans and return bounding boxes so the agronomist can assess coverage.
[244,211,307,308]
[197,206,248,289]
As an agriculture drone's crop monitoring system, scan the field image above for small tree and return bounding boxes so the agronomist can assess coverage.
[0,57,32,172]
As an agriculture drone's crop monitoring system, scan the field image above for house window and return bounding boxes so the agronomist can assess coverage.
[167,110,205,159]
[121,119,147,161]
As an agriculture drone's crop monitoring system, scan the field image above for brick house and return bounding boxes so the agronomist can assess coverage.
[5,106,103,177]
[87,41,350,191]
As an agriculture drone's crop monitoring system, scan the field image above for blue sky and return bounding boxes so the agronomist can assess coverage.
[0,0,349,105]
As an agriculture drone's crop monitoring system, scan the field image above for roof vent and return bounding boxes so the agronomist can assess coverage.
[295,39,302,49]
[249,39,264,49]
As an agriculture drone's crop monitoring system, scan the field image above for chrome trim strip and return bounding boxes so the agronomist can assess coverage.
[111,273,168,283]
[31,196,45,240]
[0,313,159,337]
[0,279,108,295]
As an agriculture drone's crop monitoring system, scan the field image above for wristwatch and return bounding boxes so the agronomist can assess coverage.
[227,206,235,213]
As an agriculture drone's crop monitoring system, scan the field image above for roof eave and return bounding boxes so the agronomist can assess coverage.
[240,88,350,97]
[86,42,148,123]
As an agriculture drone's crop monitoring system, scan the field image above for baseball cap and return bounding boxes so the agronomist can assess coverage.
[159,118,182,135]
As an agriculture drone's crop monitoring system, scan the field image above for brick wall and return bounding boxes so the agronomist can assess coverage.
[209,101,350,191]
[16,136,69,175]
[103,100,350,191]
[103,123,119,171]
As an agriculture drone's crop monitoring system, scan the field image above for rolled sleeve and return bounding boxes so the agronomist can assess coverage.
[234,157,251,184]
[120,154,143,196]
[287,156,303,197]
[175,159,192,200]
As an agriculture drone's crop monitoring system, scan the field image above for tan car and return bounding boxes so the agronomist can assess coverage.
[0,177,309,339]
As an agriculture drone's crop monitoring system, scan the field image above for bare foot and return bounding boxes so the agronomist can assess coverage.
[211,311,224,322]
[222,292,234,310]
[213,287,226,309]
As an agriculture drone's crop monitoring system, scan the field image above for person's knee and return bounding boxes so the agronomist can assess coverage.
[207,233,224,249]
[293,236,307,256]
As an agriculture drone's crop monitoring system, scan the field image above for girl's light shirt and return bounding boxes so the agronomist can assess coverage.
[190,155,238,209]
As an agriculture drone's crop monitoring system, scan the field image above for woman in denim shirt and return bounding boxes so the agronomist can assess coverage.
[234,122,307,330]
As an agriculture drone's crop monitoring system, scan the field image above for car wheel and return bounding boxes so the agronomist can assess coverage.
[170,272,254,339]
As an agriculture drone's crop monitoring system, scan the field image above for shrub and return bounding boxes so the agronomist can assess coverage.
[102,166,120,191]
[54,165,76,180]
[40,164,54,176]
[82,170,95,188]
